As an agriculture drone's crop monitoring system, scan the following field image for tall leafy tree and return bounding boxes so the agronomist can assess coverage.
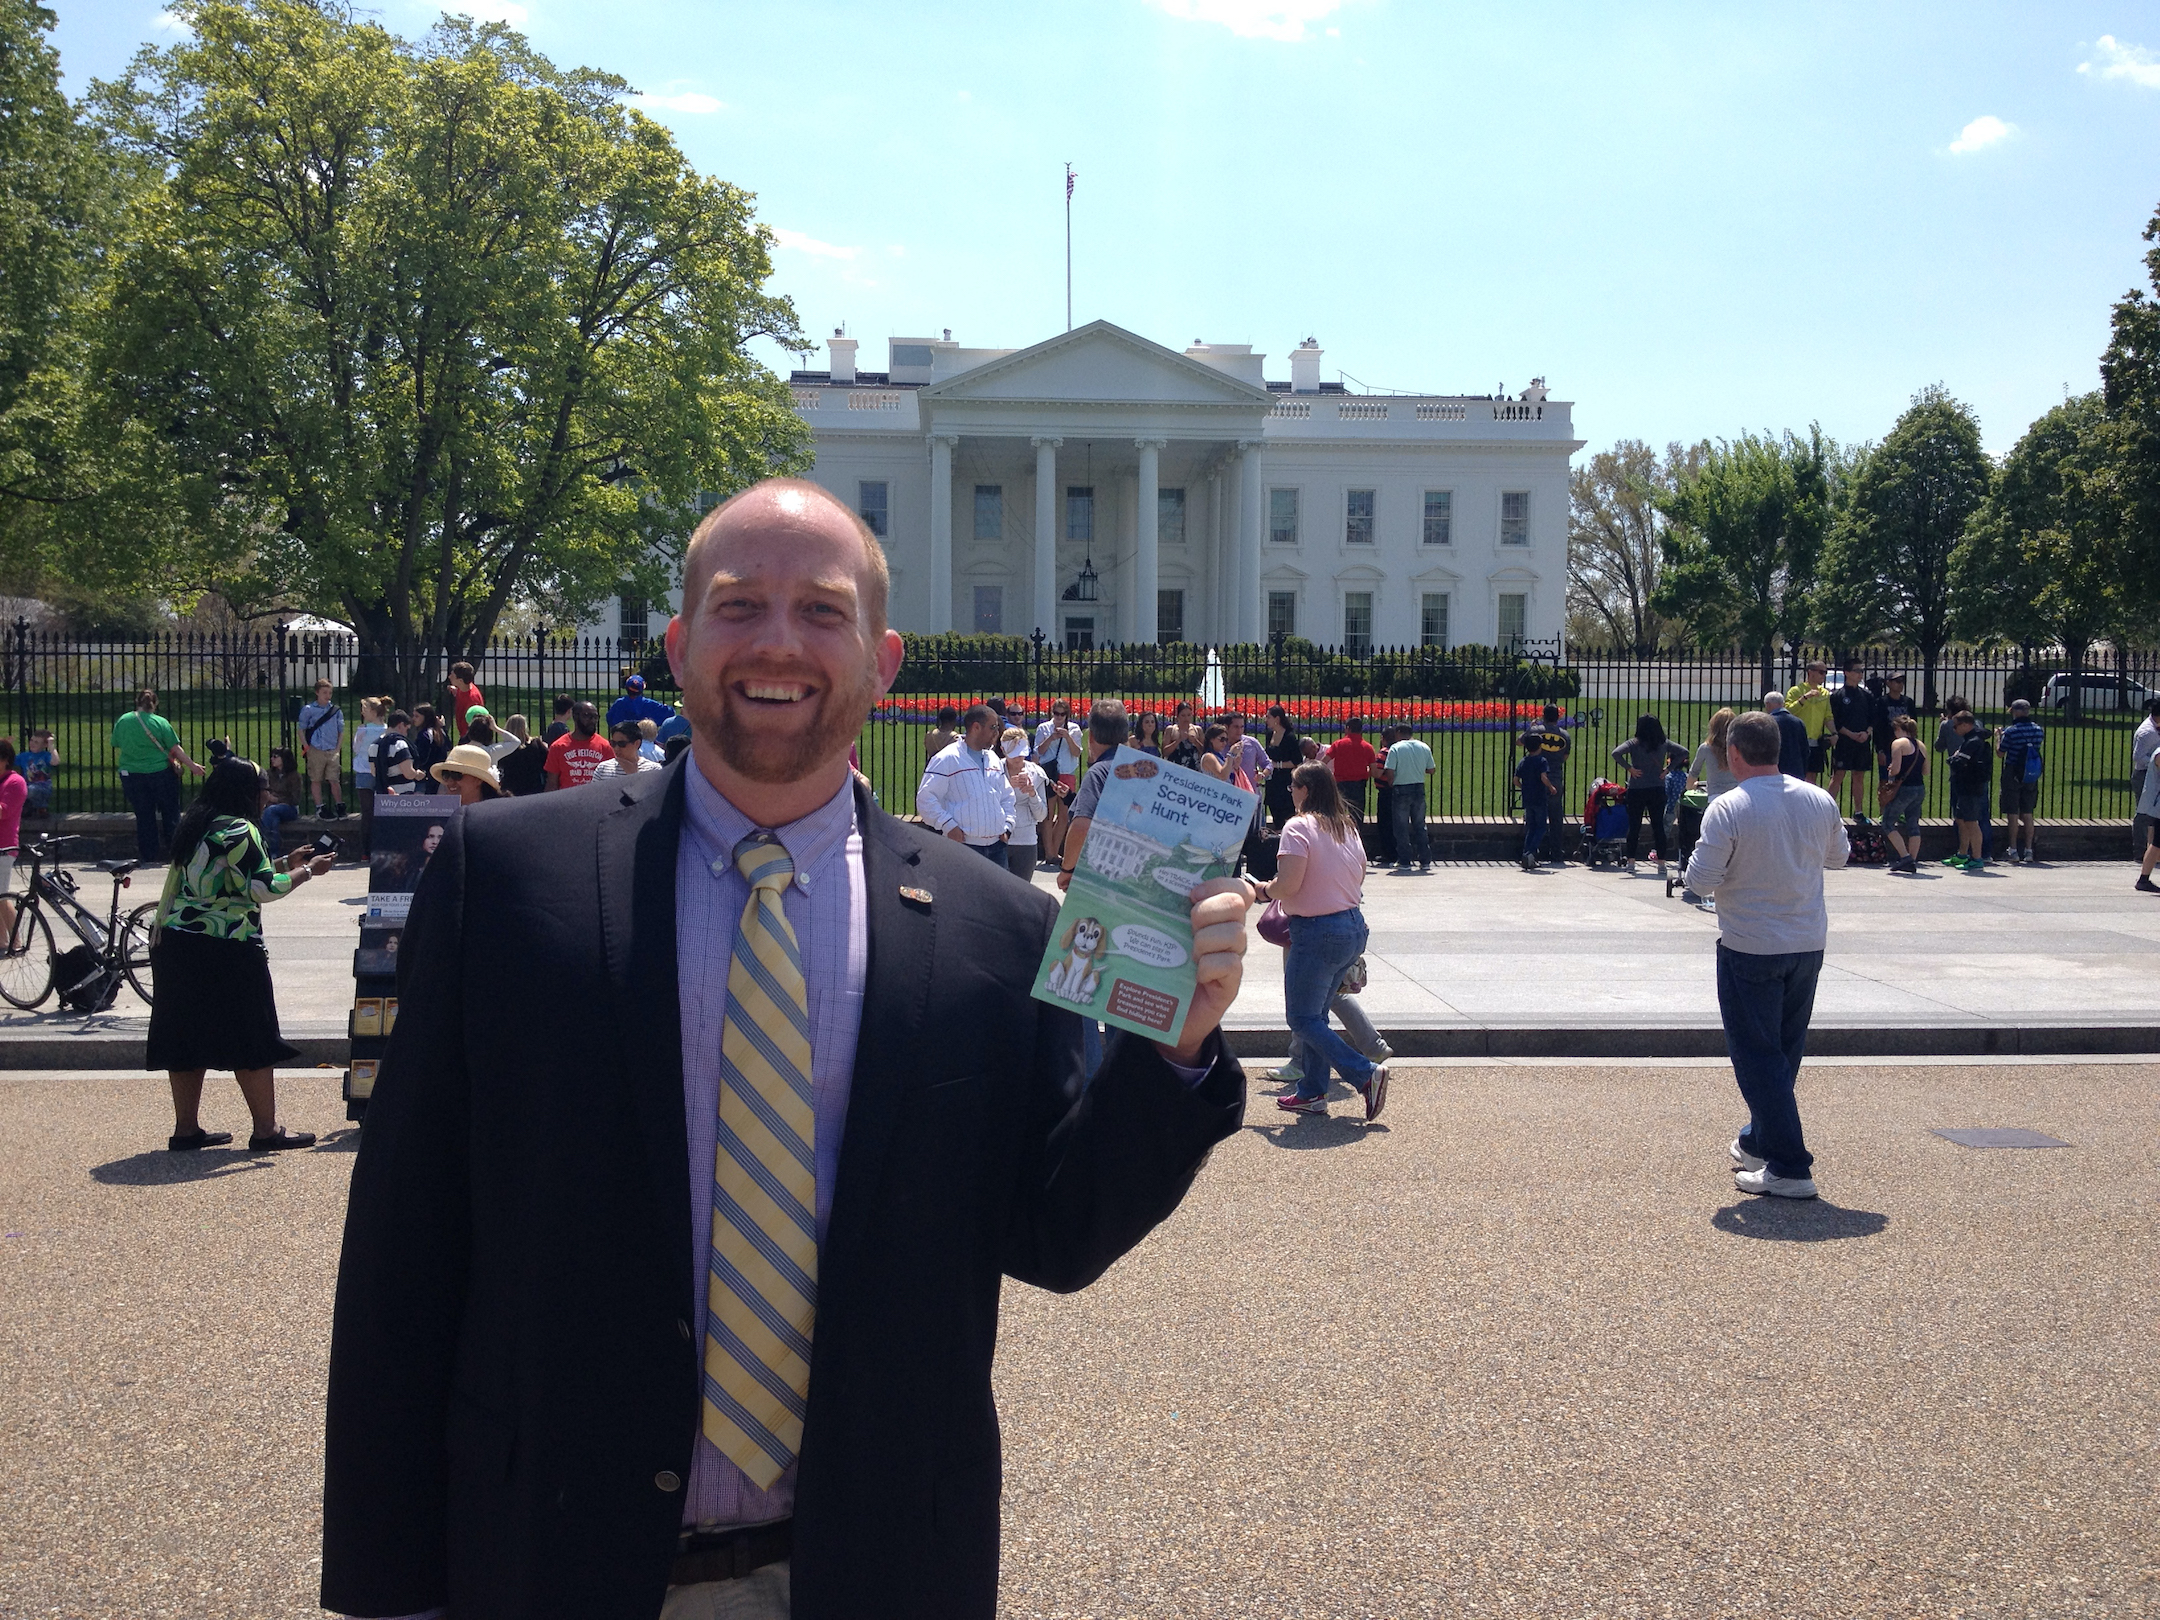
[0,0,138,573]
[1566,437,1706,653]
[1813,386,1990,709]
[1953,392,2131,719]
[1651,427,1833,691]
[89,0,808,691]
[2102,200,2160,616]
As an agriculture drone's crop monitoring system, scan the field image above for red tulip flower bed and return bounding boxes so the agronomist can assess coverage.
[872,694,1575,732]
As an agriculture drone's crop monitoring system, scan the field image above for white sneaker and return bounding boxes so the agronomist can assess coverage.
[1266,1064,1304,1084]
[1734,1166,1818,1199]
[1367,1038,1395,1065]
[1729,1138,1765,1172]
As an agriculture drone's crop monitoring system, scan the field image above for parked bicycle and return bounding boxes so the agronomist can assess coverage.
[0,836,157,1012]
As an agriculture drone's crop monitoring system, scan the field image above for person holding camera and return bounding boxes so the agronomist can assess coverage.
[149,755,335,1153]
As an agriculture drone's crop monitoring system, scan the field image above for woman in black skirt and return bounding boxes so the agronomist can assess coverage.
[149,755,336,1152]
[1262,704,1303,830]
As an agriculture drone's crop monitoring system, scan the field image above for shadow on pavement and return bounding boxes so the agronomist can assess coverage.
[1712,1199,1889,1241]
[1248,1115,1389,1149]
[312,1126,362,1153]
[90,1148,278,1185]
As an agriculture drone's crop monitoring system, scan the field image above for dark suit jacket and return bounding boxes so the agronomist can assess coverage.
[321,762,1245,1620]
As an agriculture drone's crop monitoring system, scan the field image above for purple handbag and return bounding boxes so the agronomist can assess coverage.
[1256,898,1290,948]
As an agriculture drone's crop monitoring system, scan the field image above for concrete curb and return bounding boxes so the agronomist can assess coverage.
[5,1028,2154,1070]
[1218,1025,2160,1060]
[0,1035,349,1071]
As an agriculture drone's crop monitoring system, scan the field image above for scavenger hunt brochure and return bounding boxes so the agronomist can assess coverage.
[1031,747,1260,1041]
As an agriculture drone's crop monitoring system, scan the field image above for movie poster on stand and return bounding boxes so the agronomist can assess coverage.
[367,795,460,921]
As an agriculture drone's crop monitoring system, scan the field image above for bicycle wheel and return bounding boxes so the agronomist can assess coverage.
[0,905,56,1010]
[122,903,157,1006]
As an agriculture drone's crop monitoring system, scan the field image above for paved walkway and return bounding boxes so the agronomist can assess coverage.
[2,857,2155,1060]
[2,1062,2151,1617]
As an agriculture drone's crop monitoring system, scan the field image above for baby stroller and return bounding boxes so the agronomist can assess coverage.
[1664,786,1710,899]
[1582,780,1630,869]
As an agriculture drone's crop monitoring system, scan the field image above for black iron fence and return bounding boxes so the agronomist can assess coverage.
[6,623,2153,824]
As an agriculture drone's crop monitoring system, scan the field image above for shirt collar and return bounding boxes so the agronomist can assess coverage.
[682,756,856,882]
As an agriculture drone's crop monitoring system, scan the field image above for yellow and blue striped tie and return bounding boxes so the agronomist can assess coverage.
[703,833,816,1490]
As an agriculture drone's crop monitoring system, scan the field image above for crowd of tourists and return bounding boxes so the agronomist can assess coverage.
[78,667,696,867]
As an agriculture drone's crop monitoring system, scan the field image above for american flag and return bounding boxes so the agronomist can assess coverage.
[1066,164,1076,200]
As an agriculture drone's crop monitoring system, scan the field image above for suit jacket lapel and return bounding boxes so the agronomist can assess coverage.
[821,784,935,1299]
[596,762,692,1295]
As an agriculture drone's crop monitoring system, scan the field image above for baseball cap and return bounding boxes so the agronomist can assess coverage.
[624,674,646,693]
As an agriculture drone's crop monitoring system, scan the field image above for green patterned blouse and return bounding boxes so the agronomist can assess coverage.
[159,815,293,943]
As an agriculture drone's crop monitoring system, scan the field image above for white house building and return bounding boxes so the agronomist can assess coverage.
[774,319,1581,652]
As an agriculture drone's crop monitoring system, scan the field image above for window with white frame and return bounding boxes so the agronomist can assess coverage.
[1500,491,1530,545]
[1267,591,1297,639]
[1269,487,1299,545]
[1498,592,1528,646]
[973,485,1002,541]
[617,590,648,646]
[1066,486,1094,542]
[858,480,889,537]
[1159,488,1186,544]
[1345,488,1375,545]
[1420,593,1449,648]
[1156,589,1184,645]
[973,586,1003,634]
[1343,591,1374,657]
[1422,490,1453,546]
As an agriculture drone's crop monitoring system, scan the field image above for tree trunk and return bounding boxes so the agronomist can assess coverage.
[1759,642,1774,702]
[2065,642,2086,726]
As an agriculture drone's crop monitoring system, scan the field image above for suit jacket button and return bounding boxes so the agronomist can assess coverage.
[677,1318,692,1342]
[655,1470,681,1492]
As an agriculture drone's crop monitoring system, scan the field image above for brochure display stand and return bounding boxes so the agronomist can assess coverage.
[344,796,459,1123]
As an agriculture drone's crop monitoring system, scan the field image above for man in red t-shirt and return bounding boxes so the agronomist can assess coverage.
[445,660,484,741]
[543,701,610,789]
[1322,717,1379,819]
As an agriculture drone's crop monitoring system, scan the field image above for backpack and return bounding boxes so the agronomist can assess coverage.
[1846,821,1891,866]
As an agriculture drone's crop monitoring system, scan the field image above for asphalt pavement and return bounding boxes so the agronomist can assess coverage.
[2,1061,2153,1618]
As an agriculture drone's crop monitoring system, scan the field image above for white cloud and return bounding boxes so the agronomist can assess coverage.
[1144,0,1348,42]
[634,91,723,114]
[769,227,860,261]
[2079,34,2160,88]
[1948,114,2015,154]
[150,9,189,31]
[447,0,529,24]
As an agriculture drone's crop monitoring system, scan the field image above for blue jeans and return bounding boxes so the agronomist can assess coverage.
[966,841,1006,863]
[1390,784,1430,865]
[121,768,180,863]
[1522,797,1549,861]
[1285,908,1374,1100]
[260,802,300,857]
[1716,943,1821,1180]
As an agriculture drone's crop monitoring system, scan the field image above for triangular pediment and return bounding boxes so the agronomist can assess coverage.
[922,321,1273,408]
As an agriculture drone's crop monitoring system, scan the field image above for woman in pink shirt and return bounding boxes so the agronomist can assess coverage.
[1251,762,1388,1122]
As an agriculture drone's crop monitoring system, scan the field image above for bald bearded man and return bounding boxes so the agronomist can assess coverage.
[321,479,1254,1620]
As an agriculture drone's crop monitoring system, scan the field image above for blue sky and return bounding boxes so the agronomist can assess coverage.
[52,1,2160,456]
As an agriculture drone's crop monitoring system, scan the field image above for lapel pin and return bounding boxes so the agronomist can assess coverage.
[900,885,933,907]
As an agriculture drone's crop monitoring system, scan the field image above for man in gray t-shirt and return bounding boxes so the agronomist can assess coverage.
[1684,710,1849,1201]
[1056,699,1129,892]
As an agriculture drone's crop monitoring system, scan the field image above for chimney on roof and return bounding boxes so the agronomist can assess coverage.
[1290,337,1323,395]
[827,331,857,384]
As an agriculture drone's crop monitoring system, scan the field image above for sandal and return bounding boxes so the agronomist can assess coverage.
[247,1127,317,1152]
[167,1129,234,1152]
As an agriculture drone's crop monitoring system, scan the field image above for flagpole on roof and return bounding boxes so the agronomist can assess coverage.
[1064,163,1075,332]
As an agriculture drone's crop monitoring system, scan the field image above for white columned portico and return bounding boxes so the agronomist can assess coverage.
[1133,438,1165,646]
[1236,438,1263,642]
[927,434,956,633]
[1031,436,1061,639]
